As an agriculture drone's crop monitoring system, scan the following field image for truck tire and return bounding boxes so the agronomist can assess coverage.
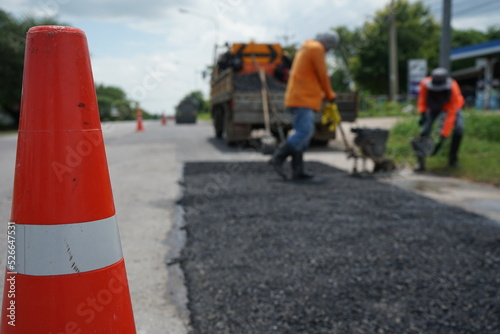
[213,107,224,139]
[222,102,251,145]
[223,111,238,146]
[310,139,329,147]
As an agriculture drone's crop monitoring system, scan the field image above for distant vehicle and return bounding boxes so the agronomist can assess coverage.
[175,97,198,124]
[210,41,358,145]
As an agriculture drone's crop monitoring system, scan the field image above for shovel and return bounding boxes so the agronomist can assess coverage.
[258,68,277,154]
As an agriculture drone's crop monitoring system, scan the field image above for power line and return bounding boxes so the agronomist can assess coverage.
[454,0,500,17]
[419,0,442,14]
[419,0,500,18]
[420,0,490,9]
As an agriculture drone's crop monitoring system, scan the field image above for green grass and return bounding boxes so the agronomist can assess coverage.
[358,97,416,117]
[197,112,212,121]
[358,105,411,118]
[0,130,17,136]
[386,111,500,186]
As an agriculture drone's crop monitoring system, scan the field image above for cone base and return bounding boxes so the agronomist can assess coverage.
[0,259,136,334]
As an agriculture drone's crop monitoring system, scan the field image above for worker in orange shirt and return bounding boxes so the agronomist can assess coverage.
[270,31,339,180]
[415,67,465,171]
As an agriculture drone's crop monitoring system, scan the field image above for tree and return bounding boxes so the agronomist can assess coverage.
[0,9,64,127]
[452,29,488,48]
[330,69,351,92]
[486,25,500,40]
[178,90,209,114]
[331,1,500,95]
[328,26,362,92]
[347,0,440,94]
[95,84,134,120]
[282,44,298,61]
[95,84,159,121]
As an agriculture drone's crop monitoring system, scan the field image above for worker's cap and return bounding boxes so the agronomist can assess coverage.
[315,31,340,50]
[426,67,452,91]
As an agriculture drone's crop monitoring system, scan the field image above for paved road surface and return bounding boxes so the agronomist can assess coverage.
[180,161,499,333]
[0,120,266,333]
[0,119,498,333]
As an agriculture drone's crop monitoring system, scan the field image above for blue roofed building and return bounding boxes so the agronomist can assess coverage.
[451,39,500,109]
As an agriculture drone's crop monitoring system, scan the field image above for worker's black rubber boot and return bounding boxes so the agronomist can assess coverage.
[449,133,463,167]
[269,142,294,179]
[291,150,314,180]
[414,155,426,172]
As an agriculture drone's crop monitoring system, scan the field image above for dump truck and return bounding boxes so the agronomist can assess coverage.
[210,41,359,145]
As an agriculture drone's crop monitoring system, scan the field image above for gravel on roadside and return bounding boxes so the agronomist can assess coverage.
[179,161,500,334]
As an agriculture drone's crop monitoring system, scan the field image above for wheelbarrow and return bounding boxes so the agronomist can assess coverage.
[321,103,395,175]
[349,127,396,174]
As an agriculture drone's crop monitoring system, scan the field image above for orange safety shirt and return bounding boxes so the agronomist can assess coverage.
[284,40,335,111]
[417,77,465,138]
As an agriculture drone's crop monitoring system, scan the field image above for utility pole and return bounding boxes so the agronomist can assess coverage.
[440,0,452,71]
[389,0,399,102]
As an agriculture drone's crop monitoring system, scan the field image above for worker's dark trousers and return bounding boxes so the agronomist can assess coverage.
[420,109,464,166]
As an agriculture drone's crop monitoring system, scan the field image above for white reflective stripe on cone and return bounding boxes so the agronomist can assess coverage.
[12,216,123,276]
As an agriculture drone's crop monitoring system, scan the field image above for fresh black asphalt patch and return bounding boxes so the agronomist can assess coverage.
[179,161,500,333]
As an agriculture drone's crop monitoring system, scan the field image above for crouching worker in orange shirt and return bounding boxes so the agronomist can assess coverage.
[415,67,465,171]
[269,32,339,180]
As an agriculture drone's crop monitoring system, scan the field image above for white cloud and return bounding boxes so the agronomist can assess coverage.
[32,0,195,20]
[453,11,500,32]
[91,50,208,114]
[3,0,500,115]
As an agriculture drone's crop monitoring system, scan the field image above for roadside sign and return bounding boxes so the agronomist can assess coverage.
[408,59,427,96]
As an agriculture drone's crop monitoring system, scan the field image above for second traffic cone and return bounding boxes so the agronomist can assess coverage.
[0,26,136,333]
[136,108,144,131]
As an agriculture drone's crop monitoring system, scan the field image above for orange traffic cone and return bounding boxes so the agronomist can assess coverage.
[0,26,136,333]
[161,113,167,126]
[136,108,144,131]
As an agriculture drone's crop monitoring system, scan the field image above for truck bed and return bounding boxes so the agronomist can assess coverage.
[211,69,357,123]
[210,69,358,144]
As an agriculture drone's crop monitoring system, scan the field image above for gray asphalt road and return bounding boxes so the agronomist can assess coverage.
[0,119,498,333]
[180,161,500,333]
[0,120,268,333]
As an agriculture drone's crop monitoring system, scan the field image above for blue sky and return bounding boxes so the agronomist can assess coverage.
[3,0,500,115]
